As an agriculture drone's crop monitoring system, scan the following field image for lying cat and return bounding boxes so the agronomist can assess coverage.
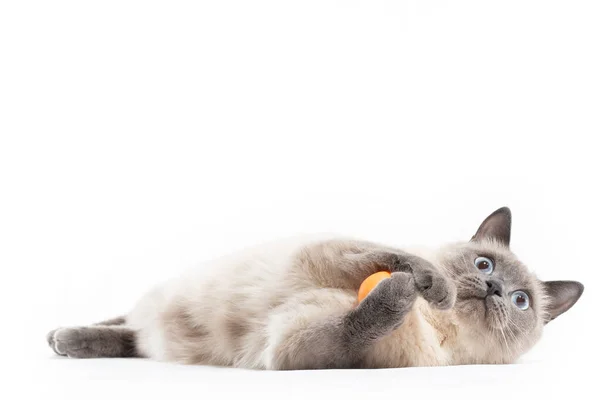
[47,207,583,369]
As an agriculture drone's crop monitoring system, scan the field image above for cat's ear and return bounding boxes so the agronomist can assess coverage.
[471,207,512,246]
[542,281,584,323]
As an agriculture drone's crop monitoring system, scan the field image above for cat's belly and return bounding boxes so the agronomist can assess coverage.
[127,234,339,366]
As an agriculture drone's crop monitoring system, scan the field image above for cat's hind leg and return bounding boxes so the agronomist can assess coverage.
[265,271,417,370]
[47,326,139,358]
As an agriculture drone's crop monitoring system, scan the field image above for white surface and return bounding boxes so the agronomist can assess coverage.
[1,1,599,398]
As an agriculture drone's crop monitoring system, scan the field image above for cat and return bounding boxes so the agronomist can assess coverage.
[46,207,583,369]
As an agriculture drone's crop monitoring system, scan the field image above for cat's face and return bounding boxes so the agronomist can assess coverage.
[438,208,583,362]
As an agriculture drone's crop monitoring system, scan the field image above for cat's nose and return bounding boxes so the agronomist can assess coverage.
[486,280,503,297]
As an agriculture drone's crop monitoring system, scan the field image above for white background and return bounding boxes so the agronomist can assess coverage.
[1,1,598,398]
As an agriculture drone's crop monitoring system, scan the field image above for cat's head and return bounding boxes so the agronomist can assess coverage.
[438,207,583,362]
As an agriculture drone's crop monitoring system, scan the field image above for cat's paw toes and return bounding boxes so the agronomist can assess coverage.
[47,328,63,355]
[46,329,56,347]
[52,327,87,358]
[413,270,456,310]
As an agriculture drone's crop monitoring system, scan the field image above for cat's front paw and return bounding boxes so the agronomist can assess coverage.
[383,271,418,312]
[410,260,456,310]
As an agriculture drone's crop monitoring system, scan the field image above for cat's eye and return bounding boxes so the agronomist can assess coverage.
[511,291,530,310]
[474,257,494,274]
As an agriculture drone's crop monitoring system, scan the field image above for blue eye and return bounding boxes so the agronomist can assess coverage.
[511,291,530,310]
[474,257,494,274]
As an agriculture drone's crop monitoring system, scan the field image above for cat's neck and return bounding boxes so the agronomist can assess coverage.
[416,300,459,348]
[417,302,517,365]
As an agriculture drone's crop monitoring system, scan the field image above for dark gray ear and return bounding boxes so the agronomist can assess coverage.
[471,207,512,246]
[542,281,584,323]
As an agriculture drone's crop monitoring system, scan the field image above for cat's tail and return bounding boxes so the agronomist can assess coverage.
[92,315,128,326]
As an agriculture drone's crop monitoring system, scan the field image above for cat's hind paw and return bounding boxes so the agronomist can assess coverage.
[47,327,87,357]
[46,328,63,356]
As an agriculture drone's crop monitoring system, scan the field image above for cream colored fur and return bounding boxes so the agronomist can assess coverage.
[127,234,545,369]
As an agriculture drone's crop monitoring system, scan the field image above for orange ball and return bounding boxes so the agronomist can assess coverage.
[357,271,391,303]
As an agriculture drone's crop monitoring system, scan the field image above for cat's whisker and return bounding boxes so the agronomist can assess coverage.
[503,325,517,346]
[497,325,511,356]
[504,317,520,345]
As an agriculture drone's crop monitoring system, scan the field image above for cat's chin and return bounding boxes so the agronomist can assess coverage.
[455,297,485,322]
[454,296,507,333]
